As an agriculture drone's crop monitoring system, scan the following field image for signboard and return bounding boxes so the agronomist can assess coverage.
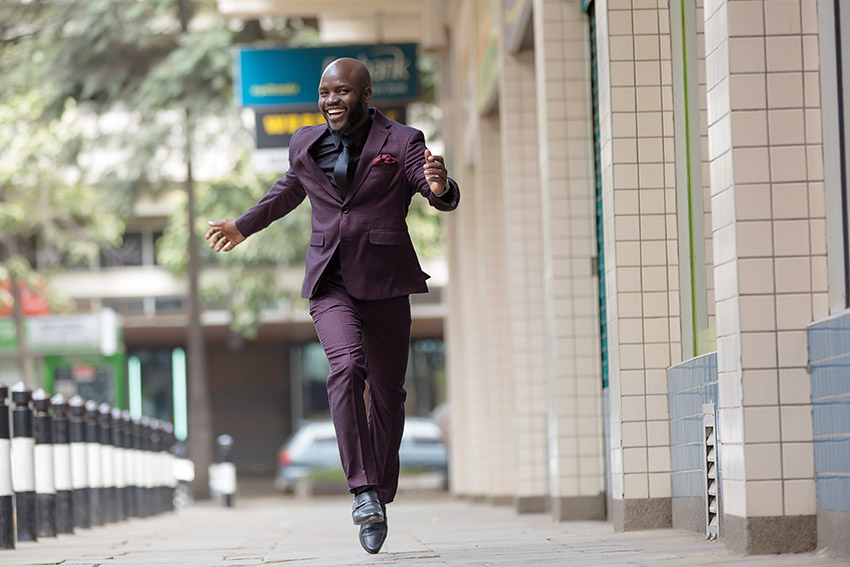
[252,147,290,176]
[505,0,532,54]
[477,0,499,113]
[255,107,408,149]
[236,43,419,109]
[0,309,120,356]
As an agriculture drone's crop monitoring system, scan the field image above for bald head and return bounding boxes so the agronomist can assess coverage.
[322,58,372,91]
[318,57,373,135]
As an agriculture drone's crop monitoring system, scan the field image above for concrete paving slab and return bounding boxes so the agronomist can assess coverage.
[0,493,845,566]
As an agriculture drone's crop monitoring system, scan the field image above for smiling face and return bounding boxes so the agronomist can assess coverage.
[318,58,372,135]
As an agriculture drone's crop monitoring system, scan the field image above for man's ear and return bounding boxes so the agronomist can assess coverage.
[362,86,373,105]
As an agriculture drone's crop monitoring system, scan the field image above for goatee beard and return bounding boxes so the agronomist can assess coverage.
[330,116,354,135]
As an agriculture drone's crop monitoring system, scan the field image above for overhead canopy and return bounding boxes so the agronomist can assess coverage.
[216,0,447,49]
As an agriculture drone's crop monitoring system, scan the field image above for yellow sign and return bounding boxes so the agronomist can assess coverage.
[262,112,325,136]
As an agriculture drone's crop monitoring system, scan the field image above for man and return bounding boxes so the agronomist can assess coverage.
[206,58,459,554]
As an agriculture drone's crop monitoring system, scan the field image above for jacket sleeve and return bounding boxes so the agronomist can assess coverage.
[403,129,460,212]
[235,166,307,238]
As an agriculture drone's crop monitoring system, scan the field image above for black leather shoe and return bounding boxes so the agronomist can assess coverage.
[352,489,384,526]
[359,505,387,554]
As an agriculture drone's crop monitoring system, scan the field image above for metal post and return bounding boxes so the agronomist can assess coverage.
[110,407,125,522]
[151,420,163,515]
[214,434,237,508]
[11,382,36,541]
[32,389,57,538]
[68,395,89,529]
[163,422,176,512]
[99,403,115,524]
[140,416,152,517]
[0,383,15,549]
[85,400,103,526]
[50,394,74,534]
[123,411,137,518]
[133,417,145,517]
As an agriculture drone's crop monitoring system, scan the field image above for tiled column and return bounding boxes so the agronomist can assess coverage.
[450,162,489,500]
[443,211,467,495]
[474,115,514,504]
[498,46,549,512]
[533,0,607,521]
[595,0,680,530]
[443,0,487,498]
[704,0,825,554]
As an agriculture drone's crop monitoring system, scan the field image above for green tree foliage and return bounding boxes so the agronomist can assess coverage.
[0,90,124,304]
[157,156,312,338]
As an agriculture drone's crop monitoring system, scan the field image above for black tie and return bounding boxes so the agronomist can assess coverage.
[333,136,353,198]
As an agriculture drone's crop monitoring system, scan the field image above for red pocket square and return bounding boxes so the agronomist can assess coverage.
[372,154,397,165]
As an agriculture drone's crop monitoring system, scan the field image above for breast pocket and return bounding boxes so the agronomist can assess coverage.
[310,232,324,247]
[368,229,408,246]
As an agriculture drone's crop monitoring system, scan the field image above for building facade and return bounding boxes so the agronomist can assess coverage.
[442,0,850,558]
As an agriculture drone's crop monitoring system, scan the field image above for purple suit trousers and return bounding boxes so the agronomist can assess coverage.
[309,278,411,503]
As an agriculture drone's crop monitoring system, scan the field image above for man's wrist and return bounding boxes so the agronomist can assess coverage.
[434,182,451,198]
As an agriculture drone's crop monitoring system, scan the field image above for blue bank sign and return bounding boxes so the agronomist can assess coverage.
[235,43,418,108]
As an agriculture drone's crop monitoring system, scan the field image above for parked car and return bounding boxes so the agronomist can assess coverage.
[276,417,448,492]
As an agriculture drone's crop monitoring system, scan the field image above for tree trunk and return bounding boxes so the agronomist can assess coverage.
[9,270,35,389]
[184,107,214,500]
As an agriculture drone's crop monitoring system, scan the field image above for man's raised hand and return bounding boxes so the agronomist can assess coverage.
[423,149,448,195]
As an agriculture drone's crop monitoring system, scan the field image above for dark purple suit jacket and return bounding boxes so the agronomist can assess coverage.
[236,109,460,300]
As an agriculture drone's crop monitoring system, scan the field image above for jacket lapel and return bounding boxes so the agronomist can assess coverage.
[344,109,391,205]
[297,124,343,202]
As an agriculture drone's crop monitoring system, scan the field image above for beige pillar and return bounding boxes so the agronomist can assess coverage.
[533,0,607,521]
[474,115,514,504]
[497,40,549,512]
[594,0,681,530]
[705,0,825,553]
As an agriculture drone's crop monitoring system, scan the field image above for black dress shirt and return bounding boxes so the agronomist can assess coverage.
[309,118,373,200]
[309,119,372,283]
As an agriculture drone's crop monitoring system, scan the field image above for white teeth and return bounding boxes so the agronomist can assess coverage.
[327,108,344,115]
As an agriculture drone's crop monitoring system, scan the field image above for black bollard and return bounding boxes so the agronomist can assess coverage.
[122,411,137,518]
[11,382,36,542]
[0,383,15,549]
[32,389,57,538]
[69,395,90,529]
[162,422,176,513]
[98,403,115,524]
[50,394,74,534]
[138,416,151,518]
[84,400,103,526]
[149,420,161,515]
[110,408,125,522]
[214,434,237,508]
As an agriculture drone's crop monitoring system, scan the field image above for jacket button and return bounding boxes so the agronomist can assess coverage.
[342,206,350,214]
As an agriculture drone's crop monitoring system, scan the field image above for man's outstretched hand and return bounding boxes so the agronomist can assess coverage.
[205,220,246,252]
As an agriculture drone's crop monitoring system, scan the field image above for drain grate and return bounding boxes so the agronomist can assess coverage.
[703,403,719,540]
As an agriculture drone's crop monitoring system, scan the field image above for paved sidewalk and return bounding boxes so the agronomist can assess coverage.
[0,493,845,566]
